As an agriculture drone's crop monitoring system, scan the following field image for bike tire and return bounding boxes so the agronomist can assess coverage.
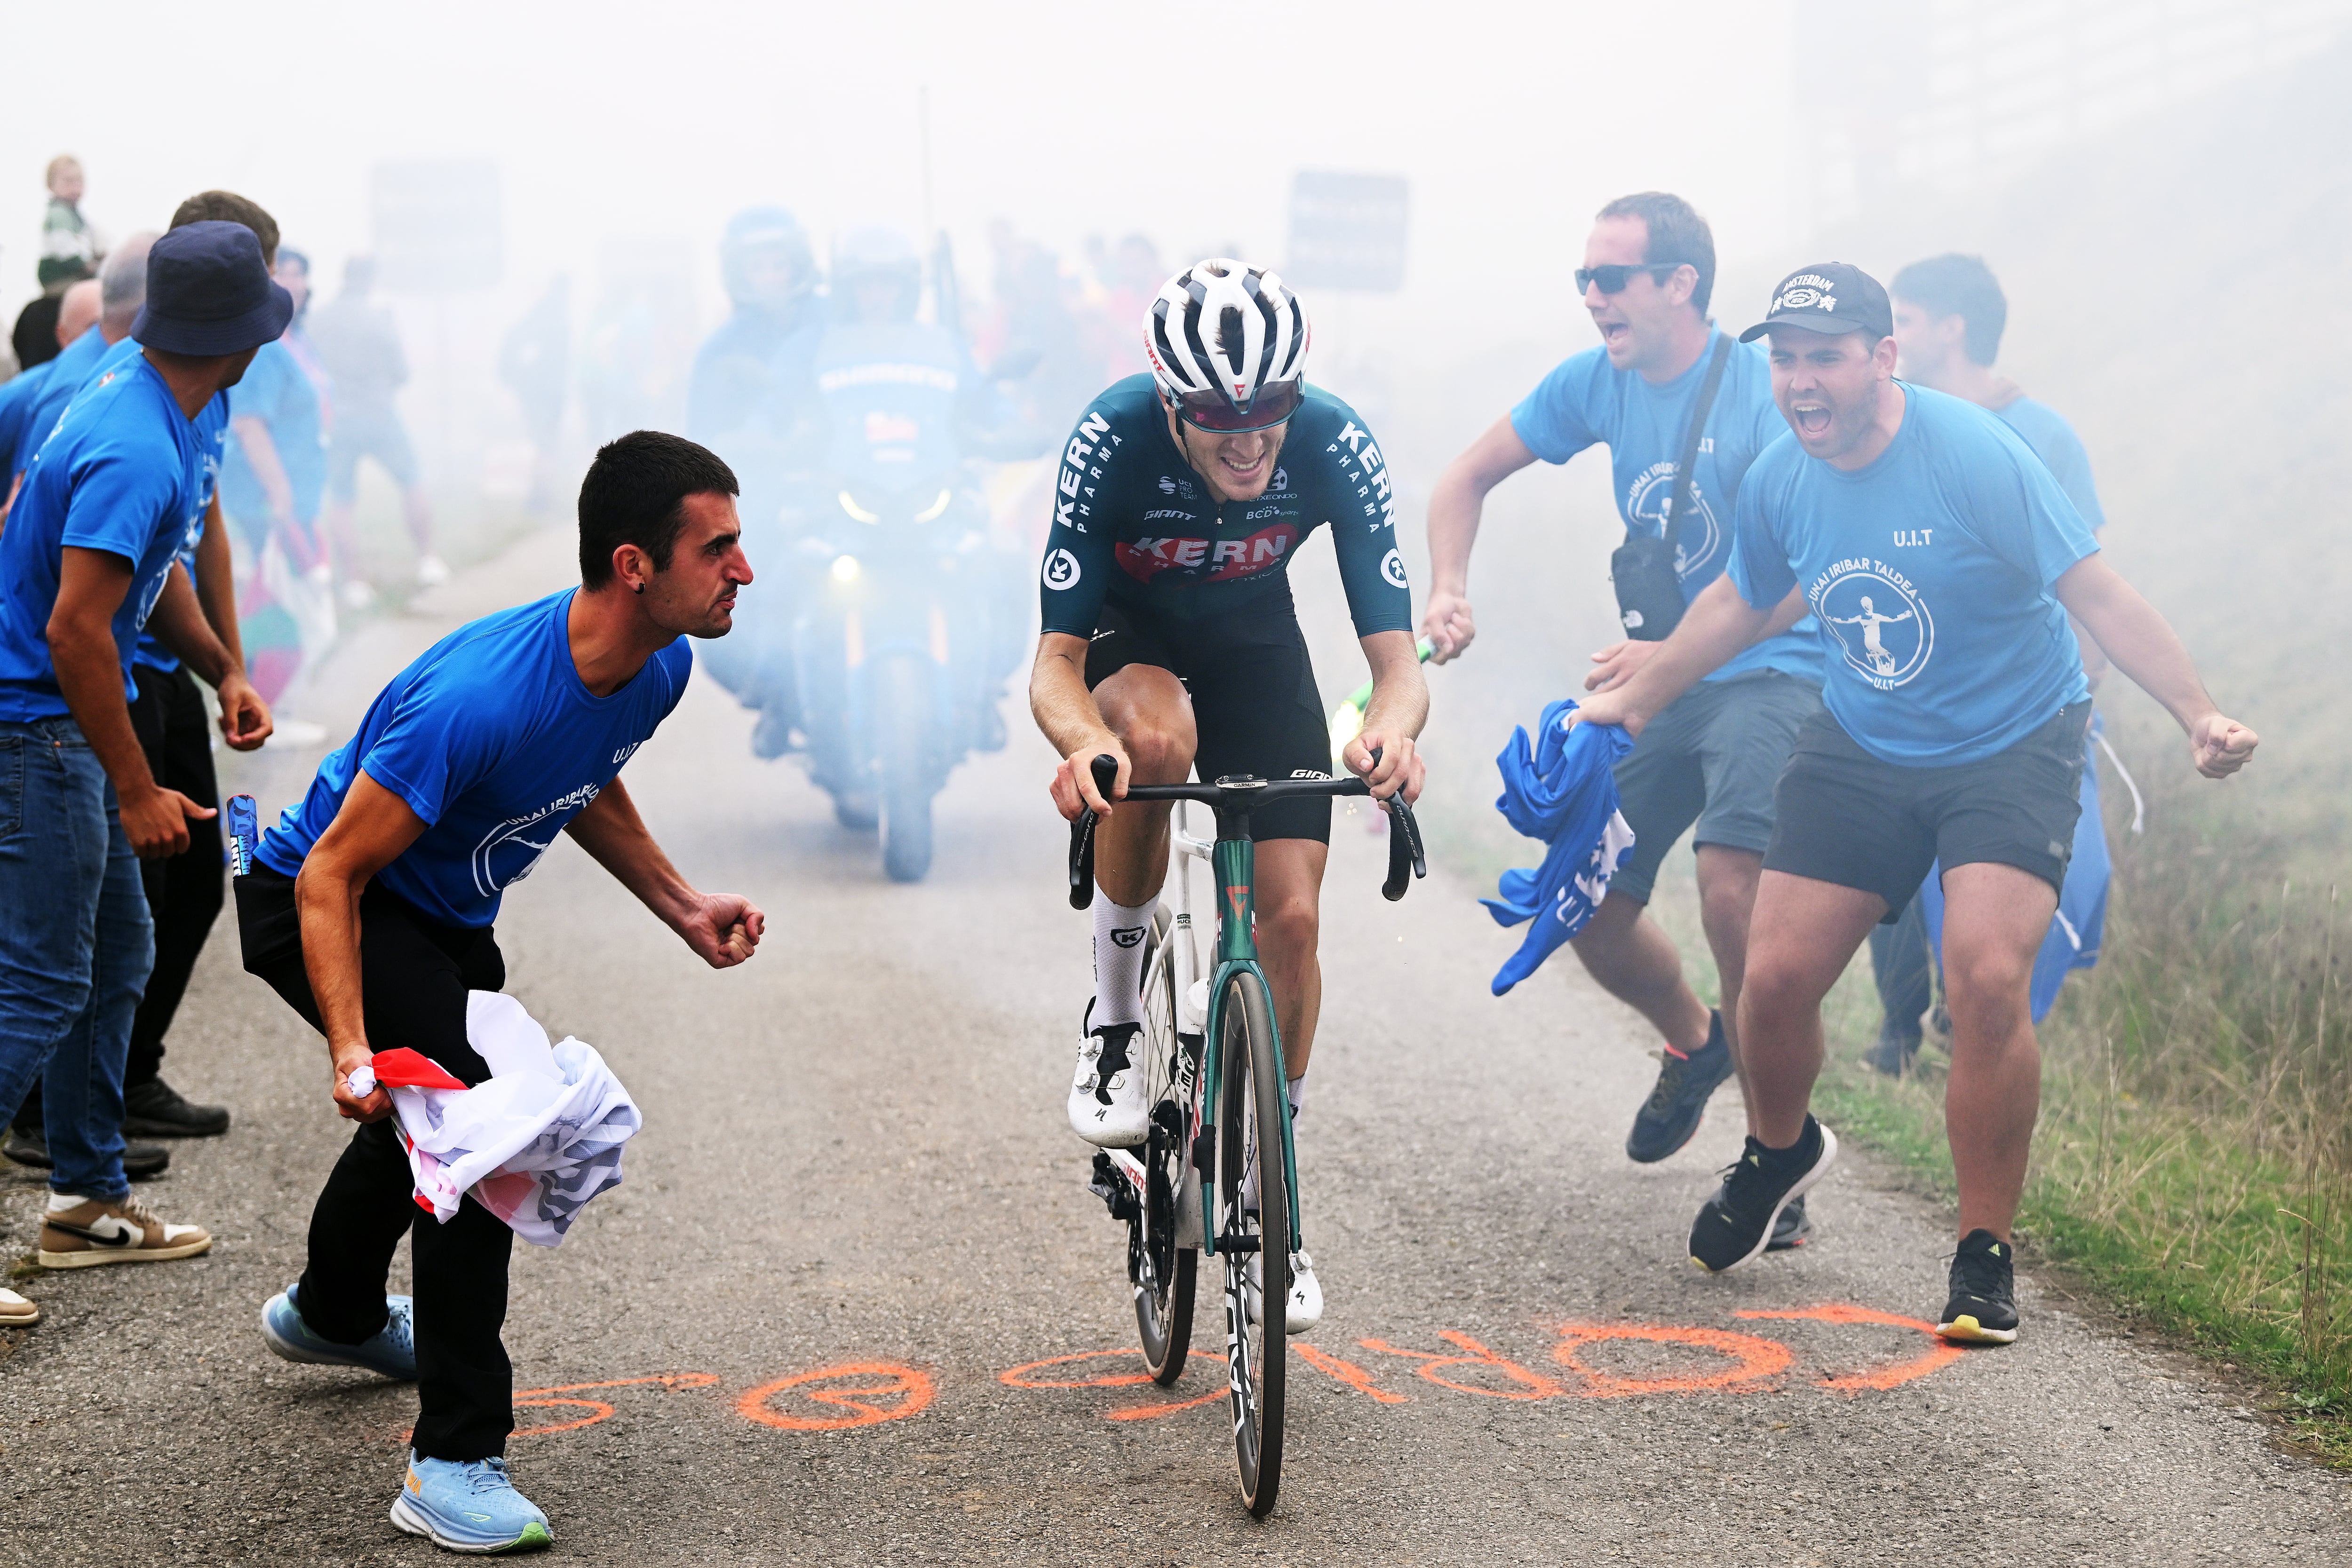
[1216,967,1287,1518]
[1135,907,1196,1386]
[875,657,935,883]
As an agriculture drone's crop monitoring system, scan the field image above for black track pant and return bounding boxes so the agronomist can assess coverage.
[236,866,516,1462]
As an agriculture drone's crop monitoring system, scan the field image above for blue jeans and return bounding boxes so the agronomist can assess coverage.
[0,718,154,1201]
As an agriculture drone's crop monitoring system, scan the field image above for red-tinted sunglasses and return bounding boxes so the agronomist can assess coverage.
[1169,380,1302,434]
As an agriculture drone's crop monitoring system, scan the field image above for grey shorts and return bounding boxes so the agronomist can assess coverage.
[1610,669,1824,903]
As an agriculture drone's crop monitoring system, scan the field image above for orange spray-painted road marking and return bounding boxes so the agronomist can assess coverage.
[1359,1331,1566,1400]
[737,1362,936,1431]
[1549,1322,1791,1399]
[998,1350,1158,1390]
[1106,1384,1227,1422]
[1735,1303,1966,1393]
[1296,1344,1410,1404]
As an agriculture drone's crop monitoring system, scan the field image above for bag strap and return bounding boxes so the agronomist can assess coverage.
[1661,333,1734,555]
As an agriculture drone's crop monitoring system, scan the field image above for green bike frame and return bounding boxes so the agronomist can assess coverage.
[1197,833,1305,1259]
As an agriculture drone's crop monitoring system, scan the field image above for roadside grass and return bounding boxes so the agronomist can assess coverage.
[1425,721,2352,1465]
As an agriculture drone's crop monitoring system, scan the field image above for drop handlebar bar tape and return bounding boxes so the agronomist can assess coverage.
[1066,753,1121,910]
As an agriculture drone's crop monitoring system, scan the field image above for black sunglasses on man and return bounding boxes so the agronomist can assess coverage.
[1574,261,1684,295]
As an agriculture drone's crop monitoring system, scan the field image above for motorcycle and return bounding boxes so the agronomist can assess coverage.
[784,467,1012,882]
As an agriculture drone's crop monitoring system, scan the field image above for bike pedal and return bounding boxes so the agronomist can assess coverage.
[1088,1151,1140,1224]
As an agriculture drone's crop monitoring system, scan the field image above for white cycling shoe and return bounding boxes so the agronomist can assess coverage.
[1245,1249,1323,1336]
[1066,1008,1150,1148]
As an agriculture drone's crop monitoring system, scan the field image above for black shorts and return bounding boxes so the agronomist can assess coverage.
[1084,585,1332,844]
[1610,670,1823,903]
[1765,702,2092,921]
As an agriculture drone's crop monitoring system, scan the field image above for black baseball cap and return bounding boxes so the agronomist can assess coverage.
[131,221,294,356]
[1739,262,1893,344]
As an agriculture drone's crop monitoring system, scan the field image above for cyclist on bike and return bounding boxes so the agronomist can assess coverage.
[1030,259,1428,1333]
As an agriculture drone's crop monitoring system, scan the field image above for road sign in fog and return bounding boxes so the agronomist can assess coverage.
[370,160,504,293]
[1286,172,1410,293]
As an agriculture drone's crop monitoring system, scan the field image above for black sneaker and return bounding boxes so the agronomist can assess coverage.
[121,1077,230,1138]
[1688,1116,1838,1274]
[1865,1025,1921,1077]
[1936,1229,2020,1344]
[1765,1195,1811,1251]
[2,1127,172,1179]
[1626,1011,1736,1164]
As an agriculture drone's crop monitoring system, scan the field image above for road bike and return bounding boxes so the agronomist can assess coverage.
[1066,753,1424,1516]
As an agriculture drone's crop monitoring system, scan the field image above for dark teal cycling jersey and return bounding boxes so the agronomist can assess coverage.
[1037,373,1413,638]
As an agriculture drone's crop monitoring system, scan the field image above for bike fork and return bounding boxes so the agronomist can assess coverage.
[1196,834,1304,1259]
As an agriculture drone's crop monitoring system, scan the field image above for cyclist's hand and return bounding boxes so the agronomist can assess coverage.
[1051,739,1127,821]
[679,892,765,968]
[1422,592,1476,664]
[1346,731,1423,805]
[1584,638,1660,693]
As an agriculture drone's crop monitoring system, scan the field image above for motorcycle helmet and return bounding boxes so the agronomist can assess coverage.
[831,226,922,323]
[721,206,817,312]
[1144,258,1309,432]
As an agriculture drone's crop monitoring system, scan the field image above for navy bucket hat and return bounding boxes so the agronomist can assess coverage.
[131,221,294,356]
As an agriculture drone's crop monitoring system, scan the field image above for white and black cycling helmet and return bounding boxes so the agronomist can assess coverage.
[1144,259,1310,432]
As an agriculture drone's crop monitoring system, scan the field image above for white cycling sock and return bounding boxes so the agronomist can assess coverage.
[1286,1076,1307,1117]
[1090,895,1154,1029]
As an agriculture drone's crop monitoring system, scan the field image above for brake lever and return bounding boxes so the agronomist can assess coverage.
[1360,744,1428,902]
[1066,753,1121,910]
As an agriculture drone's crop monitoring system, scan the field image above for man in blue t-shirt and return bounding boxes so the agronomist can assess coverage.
[1424,192,1822,1203]
[1865,253,2115,1072]
[1574,262,2257,1347]
[0,221,280,1283]
[235,431,761,1553]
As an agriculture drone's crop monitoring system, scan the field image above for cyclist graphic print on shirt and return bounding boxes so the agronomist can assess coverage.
[1037,374,1412,640]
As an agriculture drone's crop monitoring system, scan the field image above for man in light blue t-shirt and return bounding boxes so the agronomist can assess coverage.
[1575,262,2257,1348]
[1425,192,1821,1212]
[1865,253,2114,1072]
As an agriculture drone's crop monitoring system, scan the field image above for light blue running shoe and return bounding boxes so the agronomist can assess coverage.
[390,1453,553,1554]
[260,1282,417,1380]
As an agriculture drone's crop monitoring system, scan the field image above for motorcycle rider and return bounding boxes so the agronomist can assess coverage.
[769,226,1040,795]
[687,208,823,727]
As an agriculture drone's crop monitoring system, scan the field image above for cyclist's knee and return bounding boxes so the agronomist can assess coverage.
[1117,716,1196,783]
[1257,891,1319,961]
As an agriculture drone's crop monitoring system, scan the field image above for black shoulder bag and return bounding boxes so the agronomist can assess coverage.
[1609,333,1733,641]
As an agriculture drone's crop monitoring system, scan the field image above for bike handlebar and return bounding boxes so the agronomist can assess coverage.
[1068,753,1427,911]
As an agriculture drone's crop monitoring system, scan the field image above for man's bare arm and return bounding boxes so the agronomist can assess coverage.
[1343,628,1429,802]
[1032,631,1126,819]
[147,564,271,748]
[1571,576,1777,736]
[564,777,763,968]
[51,546,215,857]
[2054,554,2255,778]
[294,772,428,1122]
[1421,415,1538,664]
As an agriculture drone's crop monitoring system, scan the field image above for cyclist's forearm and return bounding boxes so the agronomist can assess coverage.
[1029,633,1115,756]
[1358,629,1429,742]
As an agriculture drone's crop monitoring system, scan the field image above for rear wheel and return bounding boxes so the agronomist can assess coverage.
[875,657,935,882]
[1134,907,1196,1385]
[1216,967,1287,1517]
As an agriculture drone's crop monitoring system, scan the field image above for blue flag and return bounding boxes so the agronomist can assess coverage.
[1481,698,1637,996]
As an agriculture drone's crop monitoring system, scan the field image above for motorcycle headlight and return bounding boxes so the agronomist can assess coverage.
[830,554,862,584]
[837,490,882,525]
[913,488,953,523]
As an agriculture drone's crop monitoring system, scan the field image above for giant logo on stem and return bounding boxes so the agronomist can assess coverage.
[1810,559,1934,689]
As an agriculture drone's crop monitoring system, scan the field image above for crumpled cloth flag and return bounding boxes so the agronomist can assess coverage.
[345,991,641,1248]
[1918,717,2112,1023]
[1480,697,1637,995]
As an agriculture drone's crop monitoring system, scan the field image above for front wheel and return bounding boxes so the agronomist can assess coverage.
[1216,967,1288,1518]
[1134,907,1196,1385]
[875,657,935,882]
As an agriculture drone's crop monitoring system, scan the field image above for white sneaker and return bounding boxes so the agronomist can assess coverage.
[1066,1009,1149,1148]
[415,554,451,587]
[1243,1249,1323,1335]
[341,579,377,611]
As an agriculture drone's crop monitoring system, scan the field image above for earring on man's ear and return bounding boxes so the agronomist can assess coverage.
[632,582,643,594]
